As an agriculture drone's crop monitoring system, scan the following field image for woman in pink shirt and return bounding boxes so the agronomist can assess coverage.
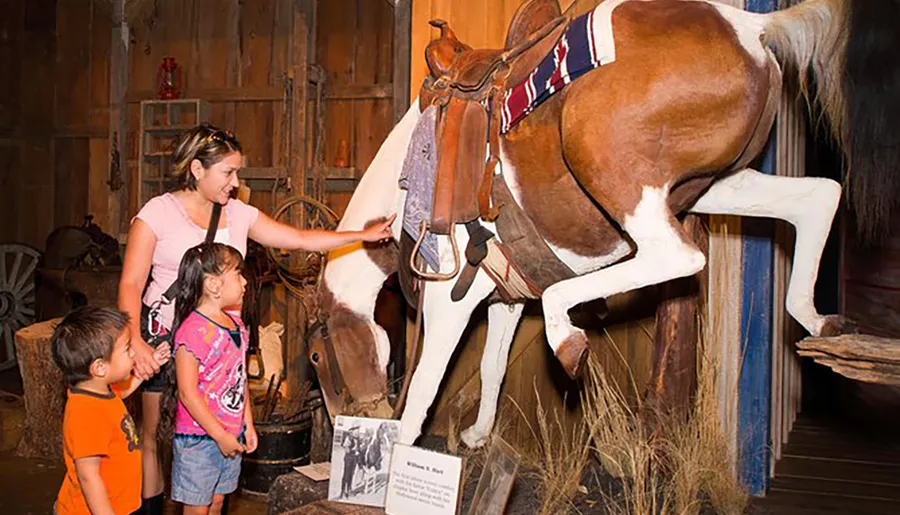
[117,124,393,514]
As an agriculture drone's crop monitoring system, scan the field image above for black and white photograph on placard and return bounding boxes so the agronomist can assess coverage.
[328,415,401,507]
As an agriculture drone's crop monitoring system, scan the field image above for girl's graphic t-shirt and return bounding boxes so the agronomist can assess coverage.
[173,310,248,436]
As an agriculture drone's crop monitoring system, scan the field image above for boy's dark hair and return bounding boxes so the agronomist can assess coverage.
[51,306,130,387]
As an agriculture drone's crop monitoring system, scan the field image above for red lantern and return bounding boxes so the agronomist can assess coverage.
[157,57,182,100]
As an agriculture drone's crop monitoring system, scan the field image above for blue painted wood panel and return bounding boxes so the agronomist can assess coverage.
[740,0,778,497]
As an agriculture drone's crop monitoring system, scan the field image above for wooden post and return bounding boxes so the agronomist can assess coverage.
[392,0,412,125]
[647,215,708,414]
[108,0,129,235]
[284,0,312,399]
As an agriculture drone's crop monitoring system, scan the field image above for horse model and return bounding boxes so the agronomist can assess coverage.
[306,0,900,446]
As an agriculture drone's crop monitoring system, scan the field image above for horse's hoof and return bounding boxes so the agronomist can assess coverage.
[555,331,590,379]
[460,426,489,449]
[819,314,860,337]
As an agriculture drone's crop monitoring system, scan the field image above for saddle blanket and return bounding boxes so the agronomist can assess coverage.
[398,105,441,272]
[500,0,625,133]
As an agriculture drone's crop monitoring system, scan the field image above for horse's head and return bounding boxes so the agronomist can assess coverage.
[304,101,419,423]
[306,280,394,422]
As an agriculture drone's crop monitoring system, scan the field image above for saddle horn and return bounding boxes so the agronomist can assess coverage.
[425,19,472,80]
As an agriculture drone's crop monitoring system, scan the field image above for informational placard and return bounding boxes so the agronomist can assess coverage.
[294,462,331,482]
[385,444,464,515]
[328,416,402,507]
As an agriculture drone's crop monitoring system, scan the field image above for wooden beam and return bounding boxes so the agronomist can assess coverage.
[647,215,706,415]
[392,0,412,125]
[797,334,900,366]
[126,86,285,103]
[124,0,154,23]
[325,84,393,100]
[240,167,290,180]
[284,0,313,400]
[108,0,129,234]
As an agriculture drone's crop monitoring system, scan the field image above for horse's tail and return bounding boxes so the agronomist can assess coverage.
[763,0,900,241]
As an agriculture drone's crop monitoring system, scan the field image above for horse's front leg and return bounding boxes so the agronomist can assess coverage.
[460,302,525,448]
[399,228,498,444]
[541,185,707,377]
[689,168,845,336]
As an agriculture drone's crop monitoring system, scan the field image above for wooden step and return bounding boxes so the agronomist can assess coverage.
[775,455,900,487]
[770,476,900,502]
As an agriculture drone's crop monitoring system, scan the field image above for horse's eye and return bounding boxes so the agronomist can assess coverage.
[310,352,320,364]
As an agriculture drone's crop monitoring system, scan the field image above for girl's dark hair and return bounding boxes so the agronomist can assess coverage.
[157,242,244,472]
[170,123,242,191]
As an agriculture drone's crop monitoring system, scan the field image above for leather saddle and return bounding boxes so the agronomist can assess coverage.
[422,0,568,234]
[411,0,568,283]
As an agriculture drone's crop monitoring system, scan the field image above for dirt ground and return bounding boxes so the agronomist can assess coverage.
[0,445,268,514]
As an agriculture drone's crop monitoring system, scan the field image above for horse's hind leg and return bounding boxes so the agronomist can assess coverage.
[542,185,707,377]
[461,302,525,449]
[689,168,845,336]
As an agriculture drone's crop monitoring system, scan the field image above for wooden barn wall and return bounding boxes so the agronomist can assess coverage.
[123,0,292,228]
[1,0,397,251]
[409,0,656,451]
[0,0,82,250]
[317,0,395,216]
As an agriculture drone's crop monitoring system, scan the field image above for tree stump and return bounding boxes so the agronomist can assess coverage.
[267,472,329,515]
[14,318,65,460]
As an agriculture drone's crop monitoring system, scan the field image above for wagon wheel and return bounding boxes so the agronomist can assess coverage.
[0,244,41,371]
[267,195,340,293]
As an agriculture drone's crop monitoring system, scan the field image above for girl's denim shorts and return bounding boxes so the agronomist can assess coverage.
[171,433,243,506]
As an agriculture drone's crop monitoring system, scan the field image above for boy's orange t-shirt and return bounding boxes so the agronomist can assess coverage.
[55,388,142,515]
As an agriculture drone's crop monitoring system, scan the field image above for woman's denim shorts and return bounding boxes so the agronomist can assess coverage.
[171,434,243,506]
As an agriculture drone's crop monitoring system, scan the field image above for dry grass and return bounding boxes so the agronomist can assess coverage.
[580,327,748,515]
[584,357,674,515]
[508,384,593,515]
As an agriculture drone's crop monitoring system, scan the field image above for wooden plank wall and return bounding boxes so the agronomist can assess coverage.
[2,0,396,250]
[317,0,395,215]
[770,93,805,477]
[409,0,656,451]
[123,0,289,226]
[0,0,75,250]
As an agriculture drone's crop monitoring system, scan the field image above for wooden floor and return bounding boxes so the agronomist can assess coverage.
[752,410,900,514]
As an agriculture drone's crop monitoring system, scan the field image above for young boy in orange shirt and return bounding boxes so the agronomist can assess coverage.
[51,307,170,514]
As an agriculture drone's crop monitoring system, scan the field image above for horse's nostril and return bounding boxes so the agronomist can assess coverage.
[310,352,319,364]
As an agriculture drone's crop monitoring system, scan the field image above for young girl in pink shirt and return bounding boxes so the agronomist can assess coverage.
[157,242,255,514]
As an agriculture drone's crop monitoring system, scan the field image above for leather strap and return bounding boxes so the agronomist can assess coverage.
[450,220,494,302]
[478,85,506,222]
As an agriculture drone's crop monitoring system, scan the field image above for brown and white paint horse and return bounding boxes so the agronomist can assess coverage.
[308,0,900,446]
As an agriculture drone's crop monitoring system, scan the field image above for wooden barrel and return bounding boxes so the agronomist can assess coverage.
[240,416,313,497]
